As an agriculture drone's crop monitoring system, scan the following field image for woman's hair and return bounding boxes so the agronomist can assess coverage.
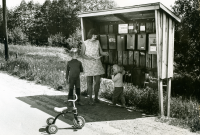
[87,28,98,39]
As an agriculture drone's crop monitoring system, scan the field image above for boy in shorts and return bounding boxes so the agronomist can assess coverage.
[66,48,84,105]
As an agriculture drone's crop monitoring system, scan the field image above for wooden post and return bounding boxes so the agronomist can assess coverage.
[155,10,164,117]
[2,0,9,61]
[167,78,171,117]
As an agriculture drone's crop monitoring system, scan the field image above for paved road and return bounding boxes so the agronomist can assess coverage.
[0,72,199,135]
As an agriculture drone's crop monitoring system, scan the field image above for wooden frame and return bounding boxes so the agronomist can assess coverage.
[79,2,180,117]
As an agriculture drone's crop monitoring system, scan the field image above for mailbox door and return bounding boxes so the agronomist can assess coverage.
[137,34,146,50]
[99,35,108,49]
[128,51,134,65]
[127,34,135,50]
[109,24,114,34]
[148,34,157,54]
[139,23,146,33]
[140,52,146,67]
[146,53,152,68]
[146,22,153,33]
[152,54,157,69]
[123,51,128,65]
[134,51,139,67]
[108,34,116,49]
[117,35,126,51]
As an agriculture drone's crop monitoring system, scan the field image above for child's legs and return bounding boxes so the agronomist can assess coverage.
[112,87,121,105]
[72,77,81,102]
[94,75,101,100]
[68,78,75,99]
[120,93,126,105]
[87,76,93,101]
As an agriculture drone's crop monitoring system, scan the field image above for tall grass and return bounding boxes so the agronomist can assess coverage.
[0,44,70,89]
[0,44,199,132]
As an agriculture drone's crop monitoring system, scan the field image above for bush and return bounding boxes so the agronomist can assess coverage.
[48,32,69,48]
[172,73,200,101]
[169,97,200,132]
[8,27,28,45]
[99,79,160,114]
[99,78,200,132]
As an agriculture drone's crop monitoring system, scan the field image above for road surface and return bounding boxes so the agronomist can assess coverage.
[0,71,199,135]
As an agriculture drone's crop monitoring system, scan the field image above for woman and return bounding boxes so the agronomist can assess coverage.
[81,28,108,105]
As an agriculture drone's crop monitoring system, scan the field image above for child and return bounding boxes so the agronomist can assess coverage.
[110,64,126,108]
[66,48,84,106]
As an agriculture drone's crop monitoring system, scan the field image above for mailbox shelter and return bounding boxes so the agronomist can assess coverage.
[79,2,180,117]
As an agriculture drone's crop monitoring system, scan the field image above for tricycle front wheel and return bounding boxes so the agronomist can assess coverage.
[46,124,58,134]
[46,117,54,125]
[73,116,85,128]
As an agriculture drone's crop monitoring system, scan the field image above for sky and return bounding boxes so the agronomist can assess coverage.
[0,0,176,10]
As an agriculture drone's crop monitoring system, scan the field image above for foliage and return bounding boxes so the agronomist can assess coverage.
[98,78,200,132]
[0,0,116,46]
[8,27,28,45]
[169,97,200,132]
[0,44,69,89]
[48,32,69,48]
[172,0,200,78]
[171,73,200,101]
[80,0,117,12]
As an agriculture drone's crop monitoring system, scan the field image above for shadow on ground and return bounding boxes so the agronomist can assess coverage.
[17,94,143,133]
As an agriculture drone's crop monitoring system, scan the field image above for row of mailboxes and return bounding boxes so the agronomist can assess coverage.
[99,22,156,34]
[99,34,156,54]
[102,50,157,68]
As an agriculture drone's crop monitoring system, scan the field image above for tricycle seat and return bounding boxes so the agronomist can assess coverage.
[54,107,68,113]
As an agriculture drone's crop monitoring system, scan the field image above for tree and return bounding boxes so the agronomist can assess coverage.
[79,0,117,12]
[172,0,200,78]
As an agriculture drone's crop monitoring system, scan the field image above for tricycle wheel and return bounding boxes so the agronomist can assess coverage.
[73,116,85,128]
[47,124,58,134]
[46,117,54,125]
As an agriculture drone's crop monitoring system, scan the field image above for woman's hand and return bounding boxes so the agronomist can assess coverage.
[102,52,109,56]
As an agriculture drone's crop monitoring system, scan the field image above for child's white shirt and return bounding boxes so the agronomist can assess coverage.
[111,73,123,87]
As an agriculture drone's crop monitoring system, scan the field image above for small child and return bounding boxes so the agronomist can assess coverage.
[110,64,126,108]
[66,48,84,106]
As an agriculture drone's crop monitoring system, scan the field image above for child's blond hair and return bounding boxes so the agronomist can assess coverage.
[113,64,124,73]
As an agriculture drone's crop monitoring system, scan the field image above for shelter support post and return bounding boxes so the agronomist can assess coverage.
[167,78,172,117]
[2,0,9,61]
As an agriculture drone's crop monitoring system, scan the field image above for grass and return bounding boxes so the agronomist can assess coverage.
[0,44,199,132]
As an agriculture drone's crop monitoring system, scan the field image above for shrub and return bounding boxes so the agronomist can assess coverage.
[48,32,70,48]
[172,73,200,101]
[8,27,28,45]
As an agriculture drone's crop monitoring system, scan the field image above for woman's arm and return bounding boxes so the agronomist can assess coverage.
[98,41,108,56]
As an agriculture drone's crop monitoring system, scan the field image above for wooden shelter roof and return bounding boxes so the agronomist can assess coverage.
[78,2,180,23]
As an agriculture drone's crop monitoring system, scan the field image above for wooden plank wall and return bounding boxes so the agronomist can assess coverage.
[155,10,175,79]
[155,9,175,117]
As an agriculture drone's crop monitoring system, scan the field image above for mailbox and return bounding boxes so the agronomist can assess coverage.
[117,35,126,51]
[127,34,135,50]
[109,24,113,33]
[108,34,116,49]
[140,52,146,67]
[134,51,139,67]
[152,54,157,68]
[148,34,157,54]
[99,35,108,49]
[137,34,146,50]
